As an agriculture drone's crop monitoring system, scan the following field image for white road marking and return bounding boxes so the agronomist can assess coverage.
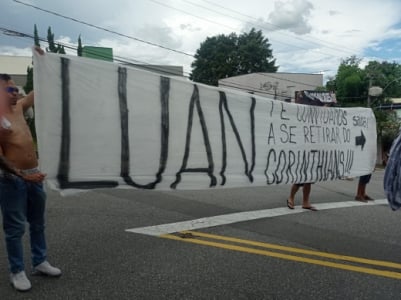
[126,199,388,236]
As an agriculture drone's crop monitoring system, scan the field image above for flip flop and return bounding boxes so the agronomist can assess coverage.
[355,196,368,203]
[287,199,294,209]
[302,206,318,211]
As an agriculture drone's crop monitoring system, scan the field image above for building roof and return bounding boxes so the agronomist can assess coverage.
[218,72,323,101]
[0,55,32,75]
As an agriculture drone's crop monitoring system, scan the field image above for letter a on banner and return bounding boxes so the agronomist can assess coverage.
[171,84,217,189]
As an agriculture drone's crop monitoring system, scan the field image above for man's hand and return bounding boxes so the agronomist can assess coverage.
[22,172,46,183]
[34,46,45,55]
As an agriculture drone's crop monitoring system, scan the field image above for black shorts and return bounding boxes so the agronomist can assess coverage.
[295,182,314,186]
[359,174,371,185]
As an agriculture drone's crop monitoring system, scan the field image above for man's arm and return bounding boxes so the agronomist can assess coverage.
[19,47,44,112]
[0,155,46,182]
[19,91,34,112]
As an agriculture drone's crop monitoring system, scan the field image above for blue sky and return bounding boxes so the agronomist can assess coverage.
[1,0,401,81]
[364,37,401,61]
[363,20,401,61]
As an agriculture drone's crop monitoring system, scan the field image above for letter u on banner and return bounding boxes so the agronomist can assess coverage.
[118,67,170,189]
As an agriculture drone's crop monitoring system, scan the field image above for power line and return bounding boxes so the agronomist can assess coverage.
[0,25,331,90]
[12,0,194,58]
[1,26,346,98]
[4,26,367,102]
[0,27,251,90]
[146,0,339,58]
[0,26,285,97]
[147,0,367,61]
[0,27,193,78]
[195,0,362,56]
[12,0,394,74]
[13,0,344,76]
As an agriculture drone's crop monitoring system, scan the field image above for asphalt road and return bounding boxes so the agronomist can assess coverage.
[1,169,401,300]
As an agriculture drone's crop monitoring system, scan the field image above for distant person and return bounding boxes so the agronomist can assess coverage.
[0,62,61,292]
[286,94,335,211]
[382,151,389,167]
[355,174,373,202]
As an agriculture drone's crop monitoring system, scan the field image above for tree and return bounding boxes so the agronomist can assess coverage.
[190,28,278,86]
[365,61,401,100]
[325,76,336,92]
[25,25,82,143]
[364,61,401,158]
[329,56,401,162]
[77,35,83,56]
[24,66,33,94]
[333,56,366,107]
[46,26,67,54]
[333,57,401,107]
[34,24,40,47]
[46,26,57,52]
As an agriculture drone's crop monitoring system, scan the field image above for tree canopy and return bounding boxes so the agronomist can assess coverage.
[46,26,66,54]
[328,55,401,152]
[330,56,366,107]
[330,56,401,107]
[190,28,278,86]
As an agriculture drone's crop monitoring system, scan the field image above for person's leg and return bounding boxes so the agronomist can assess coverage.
[355,183,367,202]
[26,182,47,267]
[355,175,371,202]
[301,184,317,211]
[287,184,300,208]
[301,183,311,206]
[302,183,311,203]
[355,179,363,199]
[361,174,372,200]
[0,177,28,274]
[27,182,61,277]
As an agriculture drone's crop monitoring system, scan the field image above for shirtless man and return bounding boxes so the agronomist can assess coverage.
[0,72,61,292]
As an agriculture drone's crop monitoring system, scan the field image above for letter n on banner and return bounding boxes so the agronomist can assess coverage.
[219,91,255,185]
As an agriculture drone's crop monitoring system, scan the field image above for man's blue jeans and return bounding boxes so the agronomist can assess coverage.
[0,176,47,274]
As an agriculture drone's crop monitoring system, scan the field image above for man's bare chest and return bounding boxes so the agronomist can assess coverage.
[1,108,32,144]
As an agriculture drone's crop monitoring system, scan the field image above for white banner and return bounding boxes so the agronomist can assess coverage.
[33,51,377,191]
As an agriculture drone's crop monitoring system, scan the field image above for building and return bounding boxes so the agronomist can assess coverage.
[121,63,183,77]
[82,46,114,62]
[0,52,184,90]
[376,98,401,118]
[0,55,32,88]
[218,72,323,102]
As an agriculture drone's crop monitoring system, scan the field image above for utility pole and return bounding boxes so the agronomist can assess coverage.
[273,81,278,100]
[367,76,372,107]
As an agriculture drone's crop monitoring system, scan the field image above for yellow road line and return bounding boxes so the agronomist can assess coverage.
[160,234,401,280]
[181,230,401,270]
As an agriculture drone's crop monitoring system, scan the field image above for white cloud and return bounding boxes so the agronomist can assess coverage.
[179,24,202,32]
[135,24,182,50]
[0,46,31,56]
[267,0,314,34]
[1,0,401,83]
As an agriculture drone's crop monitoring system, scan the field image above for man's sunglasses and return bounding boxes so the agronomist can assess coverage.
[5,87,19,93]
